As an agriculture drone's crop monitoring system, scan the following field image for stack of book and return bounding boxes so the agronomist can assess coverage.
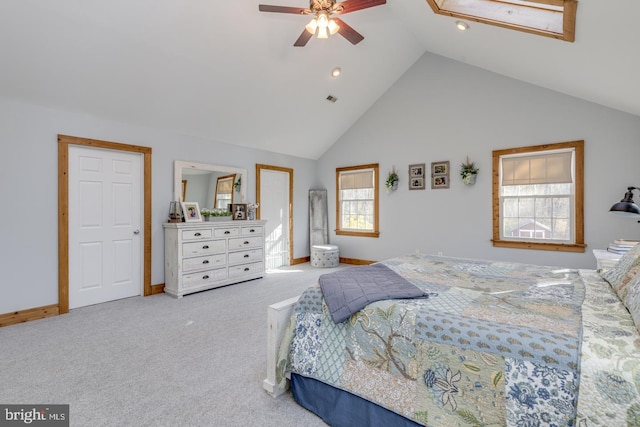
[607,239,640,255]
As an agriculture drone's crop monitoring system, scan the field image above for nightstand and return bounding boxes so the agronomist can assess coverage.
[592,249,622,272]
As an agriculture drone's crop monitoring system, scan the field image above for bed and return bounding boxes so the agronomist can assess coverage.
[264,252,640,426]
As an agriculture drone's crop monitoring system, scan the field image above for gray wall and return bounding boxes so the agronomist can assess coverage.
[0,97,317,313]
[317,52,640,269]
[2,51,640,313]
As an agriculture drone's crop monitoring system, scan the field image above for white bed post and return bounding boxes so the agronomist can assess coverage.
[263,296,299,397]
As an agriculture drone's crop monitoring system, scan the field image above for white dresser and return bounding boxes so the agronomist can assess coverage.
[163,220,266,297]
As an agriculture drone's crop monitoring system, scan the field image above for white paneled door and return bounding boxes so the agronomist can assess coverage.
[68,146,143,309]
[259,168,290,269]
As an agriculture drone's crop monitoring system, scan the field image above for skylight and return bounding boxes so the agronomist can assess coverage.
[425,0,577,42]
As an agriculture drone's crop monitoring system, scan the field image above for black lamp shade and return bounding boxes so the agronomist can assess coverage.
[609,187,640,217]
[610,202,640,216]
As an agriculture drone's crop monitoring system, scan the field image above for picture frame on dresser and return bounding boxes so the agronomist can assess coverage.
[232,203,247,220]
[181,202,202,222]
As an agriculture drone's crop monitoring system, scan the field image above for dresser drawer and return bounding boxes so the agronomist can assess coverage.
[182,228,212,240]
[228,262,264,279]
[214,227,239,238]
[241,226,263,236]
[228,236,263,250]
[228,249,263,265]
[182,267,227,289]
[183,253,226,273]
[182,239,226,256]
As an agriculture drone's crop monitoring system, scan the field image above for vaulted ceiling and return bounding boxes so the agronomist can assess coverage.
[0,1,637,159]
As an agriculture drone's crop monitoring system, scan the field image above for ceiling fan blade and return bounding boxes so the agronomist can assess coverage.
[294,29,313,47]
[333,18,364,45]
[258,4,308,14]
[334,0,386,14]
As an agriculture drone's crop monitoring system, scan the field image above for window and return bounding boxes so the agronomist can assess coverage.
[425,0,577,42]
[214,174,235,210]
[336,164,379,238]
[492,140,585,252]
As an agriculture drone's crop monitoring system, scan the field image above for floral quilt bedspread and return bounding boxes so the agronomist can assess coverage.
[575,270,640,427]
[276,254,640,426]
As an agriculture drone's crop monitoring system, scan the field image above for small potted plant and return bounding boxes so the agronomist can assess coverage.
[200,208,214,221]
[385,166,399,193]
[210,208,233,221]
[460,157,479,185]
[200,208,233,221]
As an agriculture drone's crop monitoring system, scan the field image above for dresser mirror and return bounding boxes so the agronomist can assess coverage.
[174,160,247,210]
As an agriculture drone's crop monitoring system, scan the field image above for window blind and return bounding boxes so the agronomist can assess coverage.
[501,150,573,186]
[217,177,233,193]
[340,170,374,189]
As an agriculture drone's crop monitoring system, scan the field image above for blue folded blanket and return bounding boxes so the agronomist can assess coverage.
[319,263,428,323]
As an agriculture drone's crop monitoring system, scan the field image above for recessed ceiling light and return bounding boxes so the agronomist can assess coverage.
[456,21,469,31]
[331,67,341,77]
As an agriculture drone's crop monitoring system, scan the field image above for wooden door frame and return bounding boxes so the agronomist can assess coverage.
[256,164,294,266]
[58,134,152,314]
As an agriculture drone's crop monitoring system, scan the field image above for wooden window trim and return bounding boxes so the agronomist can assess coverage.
[214,174,236,208]
[425,0,577,42]
[492,140,585,252]
[336,163,380,238]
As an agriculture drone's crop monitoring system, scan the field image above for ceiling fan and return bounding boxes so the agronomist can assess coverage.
[258,0,386,47]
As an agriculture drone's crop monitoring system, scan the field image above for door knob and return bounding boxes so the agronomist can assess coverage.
[133,229,140,235]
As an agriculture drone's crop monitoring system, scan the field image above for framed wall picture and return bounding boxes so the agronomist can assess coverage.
[408,163,426,190]
[231,203,247,220]
[181,201,202,222]
[431,161,450,189]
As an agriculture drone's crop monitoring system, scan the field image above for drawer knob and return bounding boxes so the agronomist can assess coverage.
[244,267,250,272]
[203,275,210,280]
[244,254,250,258]
[203,260,209,264]
[203,245,209,249]
[243,241,250,245]
[194,232,201,236]
[224,231,230,235]
[249,229,255,233]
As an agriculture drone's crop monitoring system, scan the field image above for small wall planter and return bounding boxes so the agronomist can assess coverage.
[460,157,479,186]
[386,167,399,193]
[463,174,477,185]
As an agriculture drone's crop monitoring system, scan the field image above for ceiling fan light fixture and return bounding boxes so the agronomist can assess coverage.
[317,27,329,39]
[258,0,385,47]
[305,18,318,34]
[317,11,329,29]
[328,19,340,35]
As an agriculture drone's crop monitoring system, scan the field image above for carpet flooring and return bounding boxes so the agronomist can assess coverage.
[0,263,347,426]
